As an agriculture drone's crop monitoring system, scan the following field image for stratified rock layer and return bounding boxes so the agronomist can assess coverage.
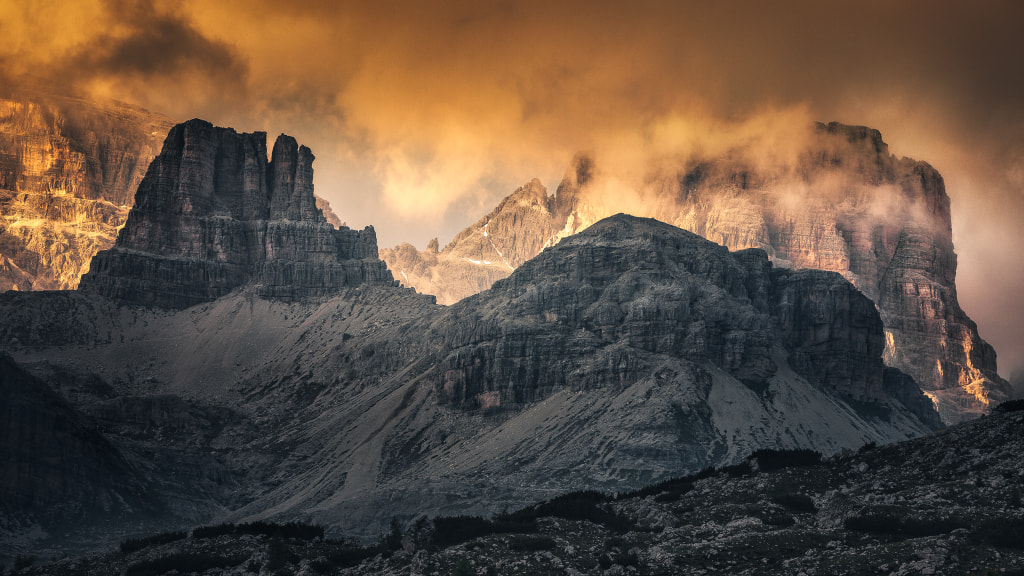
[428,215,940,427]
[0,93,174,290]
[79,119,394,307]
[381,123,1008,422]
[382,178,560,304]
[1,214,940,554]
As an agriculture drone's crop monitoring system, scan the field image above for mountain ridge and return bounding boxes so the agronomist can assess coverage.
[0,120,949,561]
[380,122,1009,423]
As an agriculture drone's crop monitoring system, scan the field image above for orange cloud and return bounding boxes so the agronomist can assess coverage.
[1,0,1022,371]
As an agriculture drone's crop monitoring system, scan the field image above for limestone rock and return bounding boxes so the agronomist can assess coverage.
[381,123,1008,422]
[0,214,942,552]
[78,119,395,307]
[0,93,173,290]
[0,93,345,293]
[428,214,939,426]
[381,178,561,305]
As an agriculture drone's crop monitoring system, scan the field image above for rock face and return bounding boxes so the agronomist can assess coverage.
[0,353,157,552]
[0,213,940,555]
[381,123,1008,422]
[382,178,562,304]
[0,93,174,290]
[78,119,394,307]
[429,215,941,428]
[1010,368,1024,400]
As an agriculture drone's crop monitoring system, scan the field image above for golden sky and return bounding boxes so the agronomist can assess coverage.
[1,0,1022,372]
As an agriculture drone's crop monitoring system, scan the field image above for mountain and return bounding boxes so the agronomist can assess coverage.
[0,90,175,291]
[21,404,1024,576]
[0,93,1005,424]
[380,123,1009,423]
[0,121,941,557]
[1011,368,1024,400]
[0,353,163,561]
[0,91,349,297]
[78,118,394,308]
[383,178,563,304]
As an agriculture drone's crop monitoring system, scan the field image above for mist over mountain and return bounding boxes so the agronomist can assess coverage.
[0,89,1010,424]
[0,121,947,563]
[381,122,1010,423]
[0,89,174,291]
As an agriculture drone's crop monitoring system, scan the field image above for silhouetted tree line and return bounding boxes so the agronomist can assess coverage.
[192,520,324,540]
[996,399,1024,413]
[750,448,822,471]
[119,531,187,553]
[126,553,246,576]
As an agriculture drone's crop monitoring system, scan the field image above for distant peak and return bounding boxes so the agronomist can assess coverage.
[816,121,887,155]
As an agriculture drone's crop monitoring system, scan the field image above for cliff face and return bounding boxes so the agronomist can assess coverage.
[0,214,941,552]
[381,123,1007,422]
[381,178,561,304]
[429,215,940,427]
[0,95,349,295]
[0,94,174,290]
[78,119,394,308]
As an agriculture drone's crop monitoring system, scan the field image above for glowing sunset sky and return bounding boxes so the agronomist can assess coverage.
[1,0,1022,373]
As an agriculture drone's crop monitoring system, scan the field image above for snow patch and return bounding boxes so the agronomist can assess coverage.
[481,219,515,271]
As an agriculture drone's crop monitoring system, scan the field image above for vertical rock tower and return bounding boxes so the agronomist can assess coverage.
[80,119,393,307]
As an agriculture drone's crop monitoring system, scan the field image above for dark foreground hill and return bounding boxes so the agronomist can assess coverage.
[13,404,1023,576]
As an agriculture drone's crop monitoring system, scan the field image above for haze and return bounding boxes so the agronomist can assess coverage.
[1,0,1021,373]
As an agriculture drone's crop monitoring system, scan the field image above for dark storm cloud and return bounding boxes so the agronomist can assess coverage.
[0,0,248,116]
[67,2,243,82]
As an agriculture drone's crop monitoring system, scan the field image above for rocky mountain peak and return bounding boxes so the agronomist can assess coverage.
[380,122,1008,423]
[816,121,887,156]
[78,119,394,307]
[0,91,175,291]
[0,212,943,556]
[267,133,321,222]
[436,213,940,428]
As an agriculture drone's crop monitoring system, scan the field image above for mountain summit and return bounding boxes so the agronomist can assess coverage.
[78,119,394,307]
[381,122,1009,422]
[0,207,941,554]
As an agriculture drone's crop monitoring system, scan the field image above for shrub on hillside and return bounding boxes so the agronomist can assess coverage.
[995,399,1024,413]
[772,492,818,514]
[119,531,187,553]
[432,515,537,548]
[507,534,557,552]
[192,521,323,540]
[751,448,822,472]
[126,553,246,576]
[844,512,968,537]
[975,517,1024,549]
[508,490,634,534]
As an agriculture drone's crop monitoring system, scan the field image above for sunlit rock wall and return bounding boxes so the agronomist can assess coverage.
[0,94,173,290]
